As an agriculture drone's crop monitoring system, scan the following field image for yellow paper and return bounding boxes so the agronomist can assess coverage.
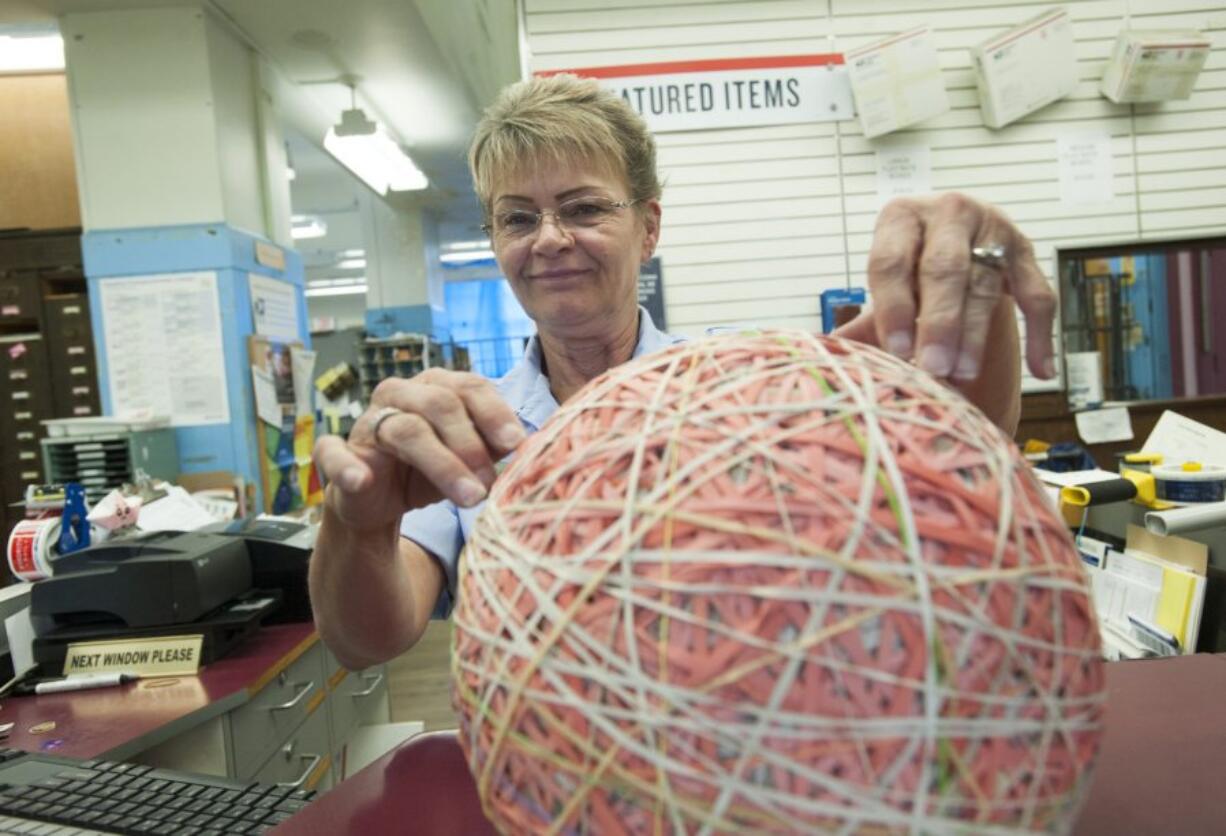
[1155,569,1197,647]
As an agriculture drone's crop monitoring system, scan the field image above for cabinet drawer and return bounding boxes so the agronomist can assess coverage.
[53,379,100,418]
[42,294,91,332]
[327,665,388,748]
[0,405,45,439]
[0,335,50,377]
[0,274,40,322]
[0,231,81,270]
[248,703,332,793]
[231,643,326,779]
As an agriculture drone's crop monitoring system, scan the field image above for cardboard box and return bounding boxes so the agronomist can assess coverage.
[971,7,1078,129]
[1100,30,1210,103]
[846,26,950,138]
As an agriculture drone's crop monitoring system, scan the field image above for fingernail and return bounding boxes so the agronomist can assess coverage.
[477,466,497,487]
[886,331,913,358]
[918,345,954,377]
[1043,357,1058,378]
[494,423,526,449]
[340,467,365,492]
[454,477,487,507]
[952,351,980,381]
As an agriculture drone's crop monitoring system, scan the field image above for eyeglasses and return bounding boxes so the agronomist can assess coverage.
[482,196,638,241]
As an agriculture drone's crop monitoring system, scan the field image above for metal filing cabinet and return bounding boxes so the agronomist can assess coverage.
[0,333,56,546]
[0,229,99,560]
[40,424,179,505]
[43,293,101,418]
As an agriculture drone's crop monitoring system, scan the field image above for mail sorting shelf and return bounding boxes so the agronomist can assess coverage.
[40,426,179,503]
[358,334,444,400]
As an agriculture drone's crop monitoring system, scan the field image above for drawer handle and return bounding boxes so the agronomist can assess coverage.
[268,681,315,711]
[276,752,323,789]
[350,672,384,698]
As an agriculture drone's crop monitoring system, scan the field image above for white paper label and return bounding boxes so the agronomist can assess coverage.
[1076,406,1135,444]
[1058,133,1115,206]
[249,273,301,343]
[98,272,231,427]
[875,145,932,208]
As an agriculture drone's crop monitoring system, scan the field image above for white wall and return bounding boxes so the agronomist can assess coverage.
[65,7,225,230]
[64,6,280,238]
[205,11,269,239]
[307,291,368,330]
[522,0,1226,391]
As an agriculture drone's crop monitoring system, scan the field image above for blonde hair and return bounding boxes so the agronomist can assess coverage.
[469,74,661,218]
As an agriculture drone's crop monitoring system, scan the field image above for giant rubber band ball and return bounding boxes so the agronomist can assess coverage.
[452,331,1105,835]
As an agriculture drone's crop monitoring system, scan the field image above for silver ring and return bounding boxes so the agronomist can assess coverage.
[370,406,402,444]
[970,243,1008,271]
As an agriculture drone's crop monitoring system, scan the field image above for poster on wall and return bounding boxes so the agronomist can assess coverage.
[249,335,322,514]
[98,271,230,426]
[541,55,854,133]
[248,273,301,342]
[638,257,667,330]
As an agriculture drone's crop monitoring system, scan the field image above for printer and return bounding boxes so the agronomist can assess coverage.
[27,522,315,674]
[31,530,252,629]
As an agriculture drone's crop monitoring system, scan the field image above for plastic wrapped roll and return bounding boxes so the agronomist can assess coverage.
[1061,477,1138,507]
[1152,463,1226,504]
[1115,451,1162,474]
[1145,502,1226,536]
[7,516,60,581]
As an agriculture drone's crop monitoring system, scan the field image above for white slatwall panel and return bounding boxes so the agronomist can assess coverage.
[527,0,846,331]
[522,0,1226,346]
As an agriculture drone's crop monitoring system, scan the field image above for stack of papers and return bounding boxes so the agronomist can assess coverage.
[1085,524,1207,657]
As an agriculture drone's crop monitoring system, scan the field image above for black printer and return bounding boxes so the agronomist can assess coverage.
[27,524,314,674]
[31,529,252,629]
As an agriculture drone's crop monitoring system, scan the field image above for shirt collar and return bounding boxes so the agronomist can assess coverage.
[499,306,673,431]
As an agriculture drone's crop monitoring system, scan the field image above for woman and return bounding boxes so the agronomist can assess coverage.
[310,74,1058,670]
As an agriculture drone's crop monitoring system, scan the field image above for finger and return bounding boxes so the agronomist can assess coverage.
[441,371,526,455]
[950,258,1004,381]
[914,198,980,377]
[373,410,489,507]
[375,371,524,457]
[865,202,923,358]
[1005,238,1059,378]
[314,434,372,493]
[374,382,501,489]
[831,307,879,346]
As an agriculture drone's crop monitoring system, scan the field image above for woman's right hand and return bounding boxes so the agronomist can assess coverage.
[312,369,526,535]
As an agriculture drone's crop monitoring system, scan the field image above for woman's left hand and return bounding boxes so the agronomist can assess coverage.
[835,193,1058,433]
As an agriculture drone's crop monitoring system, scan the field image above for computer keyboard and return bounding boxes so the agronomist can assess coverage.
[0,746,315,834]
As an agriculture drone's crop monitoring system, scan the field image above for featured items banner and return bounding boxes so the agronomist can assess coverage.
[541,55,854,133]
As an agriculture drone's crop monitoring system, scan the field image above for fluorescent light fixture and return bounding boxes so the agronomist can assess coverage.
[440,249,496,265]
[305,283,368,298]
[338,248,366,259]
[0,34,65,74]
[443,239,493,252]
[335,258,366,270]
[286,166,297,181]
[291,215,327,240]
[324,108,428,196]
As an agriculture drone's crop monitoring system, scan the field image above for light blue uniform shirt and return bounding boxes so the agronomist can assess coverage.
[400,307,685,617]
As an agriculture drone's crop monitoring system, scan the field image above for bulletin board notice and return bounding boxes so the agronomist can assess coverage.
[98,271,231,426]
